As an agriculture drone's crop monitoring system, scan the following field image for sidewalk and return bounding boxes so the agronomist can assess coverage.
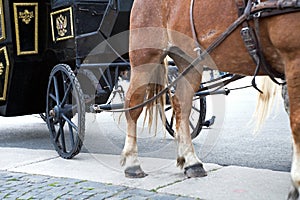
[0,147,291,200]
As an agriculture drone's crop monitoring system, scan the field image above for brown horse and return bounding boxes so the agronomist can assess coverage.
[121,0,300,198]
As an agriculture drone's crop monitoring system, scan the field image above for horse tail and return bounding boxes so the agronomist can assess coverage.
[143,60,168,134]
[252,76,281,132]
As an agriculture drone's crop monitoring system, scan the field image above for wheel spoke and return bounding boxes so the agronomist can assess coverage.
[52,76,61,105]
[169,111,175,130]
[55,119,65,142]
[62,113,78,132]
[61,71,70,93]
[165,105,172,112]
[189,120,195,130]
[49,93,56,102]
[59,120,66,152]
[68,123,75,148]
[192,105,200,113]
[54,126,61,142]
[61,83,72,107]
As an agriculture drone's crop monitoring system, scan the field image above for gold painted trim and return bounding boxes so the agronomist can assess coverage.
[50,7,74,42]
[0,46,10,101]
[0,0,6,42]
[13,3,38,55]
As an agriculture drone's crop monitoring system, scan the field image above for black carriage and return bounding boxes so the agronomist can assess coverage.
[0,0,207,158]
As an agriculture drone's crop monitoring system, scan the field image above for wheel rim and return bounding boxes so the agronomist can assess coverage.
[46,64,85,159]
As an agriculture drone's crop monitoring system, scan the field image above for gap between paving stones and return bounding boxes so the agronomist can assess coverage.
[155,165,224,193]
[11,156,60,170]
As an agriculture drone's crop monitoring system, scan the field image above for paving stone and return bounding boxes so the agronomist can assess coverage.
[0,170,195,200]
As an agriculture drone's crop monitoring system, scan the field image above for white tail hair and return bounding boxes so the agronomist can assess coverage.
[252,76,281,133]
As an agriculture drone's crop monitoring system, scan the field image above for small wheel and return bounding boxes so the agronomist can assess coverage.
[46,64,85,159]
[165,66,206,140]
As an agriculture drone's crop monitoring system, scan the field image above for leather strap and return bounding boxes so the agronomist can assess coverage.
[190,0,202,57]
[236,0,286,86]
[235,0,247,16]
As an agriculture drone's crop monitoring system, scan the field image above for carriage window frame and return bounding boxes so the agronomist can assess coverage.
[50,7,74,42]
[0,0,6,41]
[13,2,39,55]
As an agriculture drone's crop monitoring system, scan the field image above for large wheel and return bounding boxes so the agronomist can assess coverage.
[46,64,85,159]
[165,66,206,140]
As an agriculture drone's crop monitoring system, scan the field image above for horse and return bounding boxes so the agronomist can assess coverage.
[120,0,300,198]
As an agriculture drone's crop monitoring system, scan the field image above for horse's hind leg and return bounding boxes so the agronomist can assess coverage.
[169,49,207,177]
[120,48,166,178]
[120,81,148,178]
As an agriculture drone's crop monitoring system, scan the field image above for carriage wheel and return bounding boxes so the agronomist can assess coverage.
[46,64,85,159]
[165,66,206,140]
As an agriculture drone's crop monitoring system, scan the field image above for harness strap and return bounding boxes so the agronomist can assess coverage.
[252,0,300,17]
[236,0,287,91]
[190,0,202,57]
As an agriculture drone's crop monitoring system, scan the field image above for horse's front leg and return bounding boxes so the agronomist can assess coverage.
[286,58,300,200]
[173,74,207,178]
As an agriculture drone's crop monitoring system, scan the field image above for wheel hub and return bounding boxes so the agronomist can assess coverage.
[49,105,61,120]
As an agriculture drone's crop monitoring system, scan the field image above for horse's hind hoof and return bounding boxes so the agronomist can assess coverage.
[288,185,299,200]
[184,163,207,178]
[125,165,148,178]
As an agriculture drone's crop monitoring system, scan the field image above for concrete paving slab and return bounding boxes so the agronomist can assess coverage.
[0,147,58,170]
[158,165,291,200]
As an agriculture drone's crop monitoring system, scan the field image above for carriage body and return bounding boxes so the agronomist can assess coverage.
[0,0,205,159]
[0,0,132,117]
[0,0,51,116]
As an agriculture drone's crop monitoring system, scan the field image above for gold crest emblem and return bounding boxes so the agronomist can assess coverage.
[19,9,34,24]
[56,14,67,37]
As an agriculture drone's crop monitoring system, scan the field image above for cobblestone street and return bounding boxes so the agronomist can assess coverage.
[0,171,194,200]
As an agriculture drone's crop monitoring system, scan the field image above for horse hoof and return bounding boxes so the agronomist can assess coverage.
[287,185,299,200]
[125,165,148,178]
[184,163,207,178]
